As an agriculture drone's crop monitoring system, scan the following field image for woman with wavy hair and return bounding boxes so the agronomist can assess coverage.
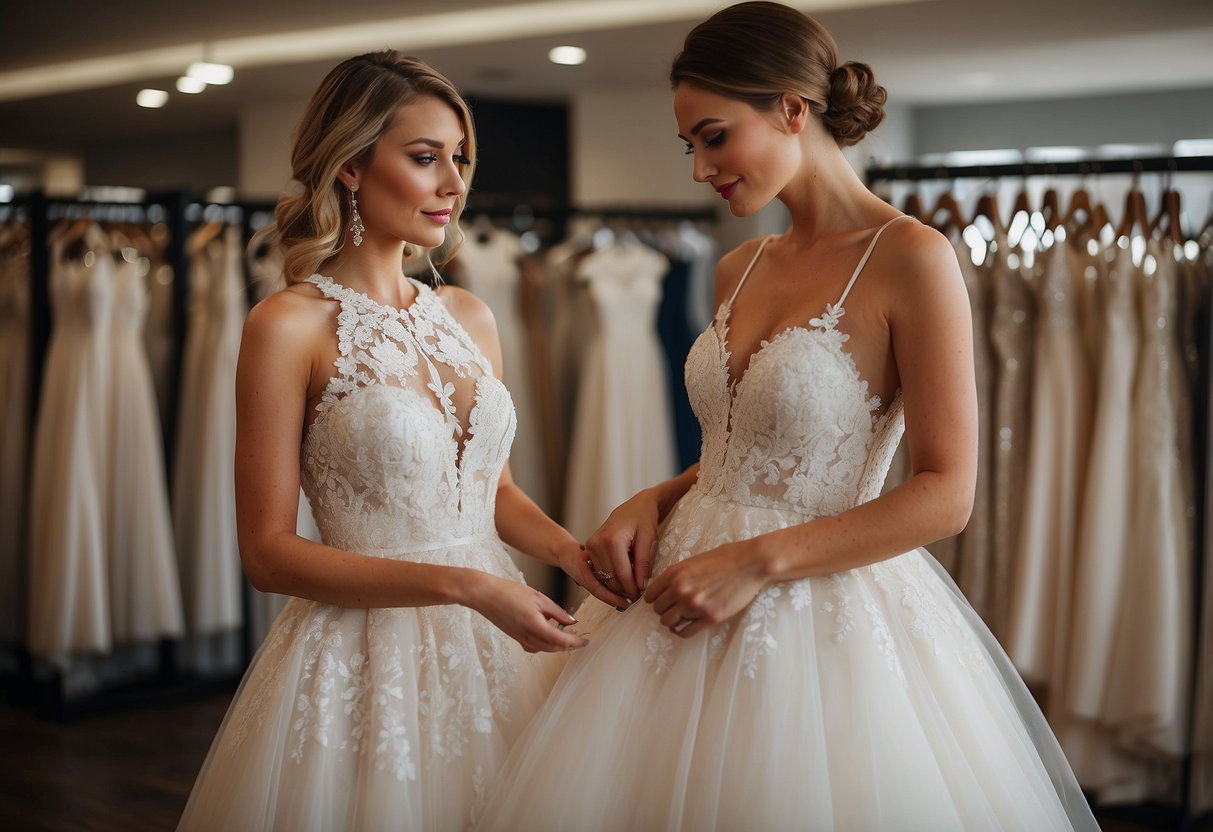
[477,4,1098,829]
[177,51,625,832]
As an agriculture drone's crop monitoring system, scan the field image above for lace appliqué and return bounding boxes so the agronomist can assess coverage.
[299,275,517,553]
[229,587,530,784]
[740,585,781,678]
[808,301,845,330]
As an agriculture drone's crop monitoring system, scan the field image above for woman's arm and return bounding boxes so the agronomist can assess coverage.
[646,223,978,637]
[235,290,584,652]
[438,286,631,609]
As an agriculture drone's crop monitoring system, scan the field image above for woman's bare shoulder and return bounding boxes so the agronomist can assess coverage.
[432,283,499,343]
[241,282,336,356]
[713,236,772,309]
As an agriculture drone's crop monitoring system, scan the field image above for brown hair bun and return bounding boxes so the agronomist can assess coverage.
[823,61,887,147]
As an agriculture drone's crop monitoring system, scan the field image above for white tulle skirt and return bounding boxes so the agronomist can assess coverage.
[477,486,1100,831]
[177,540,550,832]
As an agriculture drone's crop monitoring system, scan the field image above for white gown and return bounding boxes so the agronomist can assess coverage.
[28,230,114,662]
[107,254,184,645]
[173,226,247,673]
[178,275,549,832]
[563,239,678,543]
[477,219,1098,832]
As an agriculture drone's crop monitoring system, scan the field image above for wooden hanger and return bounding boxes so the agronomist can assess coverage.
[972,187,1003,235]
[1116,175,1150,239]
[927,189,967,235]
[1041,188,1062,231]
[1011,183,1032,219]
[1151,187,1184,245]
[901,191,925,221]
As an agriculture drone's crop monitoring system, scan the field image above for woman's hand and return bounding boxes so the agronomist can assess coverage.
[553,540,631,610]
[584,487,662,603]
[643,540,771,639]
[465,573,589,653]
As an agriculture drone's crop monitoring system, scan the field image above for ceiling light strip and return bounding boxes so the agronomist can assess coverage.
[0,0,921,103]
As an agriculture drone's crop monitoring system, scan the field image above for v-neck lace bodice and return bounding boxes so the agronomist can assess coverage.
[687,217,909,517]
[300,274,516,554]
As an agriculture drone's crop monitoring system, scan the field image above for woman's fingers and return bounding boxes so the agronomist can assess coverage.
[632,523,656,592]
[537,593,577,627]
[587,530,639,601]
[575,555,631,610]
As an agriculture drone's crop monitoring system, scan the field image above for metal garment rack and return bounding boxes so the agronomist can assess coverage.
[865,154,1213,184]
[867,155,1213,831]
[7,190,276,719]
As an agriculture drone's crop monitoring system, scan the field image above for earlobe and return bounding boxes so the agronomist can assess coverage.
[337,163,360,192]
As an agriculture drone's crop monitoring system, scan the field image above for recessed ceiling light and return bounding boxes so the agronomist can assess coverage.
[187,61,234,85]
[548,46,587,66]
[136,88,168,108]
[1174,138,1213,157]
[176,76,207,94]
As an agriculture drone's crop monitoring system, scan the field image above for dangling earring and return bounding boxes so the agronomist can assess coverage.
[349,188,364,247]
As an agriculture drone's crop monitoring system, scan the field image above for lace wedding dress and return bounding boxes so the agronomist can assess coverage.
[178,275,549,832]
[476,218,1099,831]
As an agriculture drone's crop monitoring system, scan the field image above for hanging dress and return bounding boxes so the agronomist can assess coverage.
[986,233,1036,641]
[1005,236,1091,694]
[1100,238,1194,803]
[107,252,184,646]
[563,240,678,544]
[28,228,114,665]
[173,225,247,674]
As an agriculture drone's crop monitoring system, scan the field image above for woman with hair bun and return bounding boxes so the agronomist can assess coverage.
[177,51,627,832]
[477,3,1098,829]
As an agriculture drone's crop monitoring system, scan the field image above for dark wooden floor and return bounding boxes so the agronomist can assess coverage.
[0,685,1210,831]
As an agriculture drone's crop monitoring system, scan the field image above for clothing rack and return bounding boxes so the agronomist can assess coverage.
[5,190,277,719]
[865,158,1212,831]
[865,154,1213,184]
[570,204,718,223]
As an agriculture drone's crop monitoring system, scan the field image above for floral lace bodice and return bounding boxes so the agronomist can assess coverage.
[300,274,516,555]
[687,219,909,519]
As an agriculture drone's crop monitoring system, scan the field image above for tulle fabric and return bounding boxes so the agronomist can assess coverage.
[477,486,1098,832]
[177,541,549,832]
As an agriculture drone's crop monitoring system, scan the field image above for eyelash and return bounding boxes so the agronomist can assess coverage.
[412,153,471,166]
[684,132,725,155]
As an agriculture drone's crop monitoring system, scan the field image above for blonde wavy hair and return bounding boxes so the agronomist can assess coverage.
[264,51,476,285]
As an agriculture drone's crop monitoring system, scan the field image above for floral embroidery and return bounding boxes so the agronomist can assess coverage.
[808,301,845,330]
[644,628,674,675]
[740,585,781,678]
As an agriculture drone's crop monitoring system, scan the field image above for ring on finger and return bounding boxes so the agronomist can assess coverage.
[672,617,696,633]
[586,559,615,582]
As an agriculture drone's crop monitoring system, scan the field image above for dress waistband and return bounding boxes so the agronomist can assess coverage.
[359,533,496,557]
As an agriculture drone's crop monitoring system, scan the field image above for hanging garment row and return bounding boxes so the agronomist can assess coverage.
[24,218,184,694]
[3,207,282,696]
[884,176,1213,812]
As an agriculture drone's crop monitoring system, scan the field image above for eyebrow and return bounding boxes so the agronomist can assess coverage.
[676,118,724,141]
[404,137,465,149]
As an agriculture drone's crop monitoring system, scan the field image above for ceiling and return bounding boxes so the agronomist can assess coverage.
[1,0,1211,148]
